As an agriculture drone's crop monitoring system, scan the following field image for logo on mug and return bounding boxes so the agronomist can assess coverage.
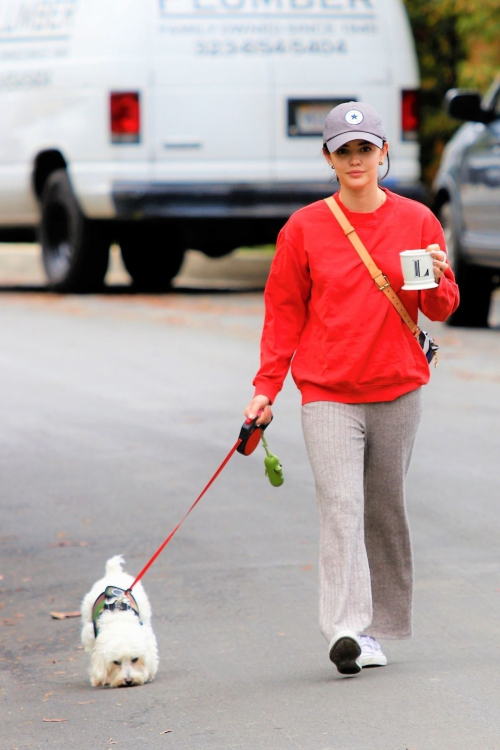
[413,259,430,278]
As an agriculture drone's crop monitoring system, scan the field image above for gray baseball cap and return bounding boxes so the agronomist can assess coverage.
[323,101,386,153]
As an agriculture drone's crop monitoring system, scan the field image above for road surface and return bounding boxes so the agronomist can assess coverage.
[1,246,499,749]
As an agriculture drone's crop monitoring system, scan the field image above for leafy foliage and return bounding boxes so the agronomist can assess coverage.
[403,0,500,184]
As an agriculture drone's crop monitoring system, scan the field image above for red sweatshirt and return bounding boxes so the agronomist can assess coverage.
[253,189,460,405]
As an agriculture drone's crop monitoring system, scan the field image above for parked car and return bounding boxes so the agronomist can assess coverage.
[433,76,500,327]
[0,0,424,292]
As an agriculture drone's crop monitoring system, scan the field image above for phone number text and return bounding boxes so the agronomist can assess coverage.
[195,37,346,53]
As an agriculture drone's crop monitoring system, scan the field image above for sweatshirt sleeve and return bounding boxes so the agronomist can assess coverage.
[253,219,311,404]
[418,211,460,322]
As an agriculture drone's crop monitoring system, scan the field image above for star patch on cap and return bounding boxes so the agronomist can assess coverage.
[344,109,364,126]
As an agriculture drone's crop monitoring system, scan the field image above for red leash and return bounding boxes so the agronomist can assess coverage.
[127,412,271,591]
[128,438,242,590]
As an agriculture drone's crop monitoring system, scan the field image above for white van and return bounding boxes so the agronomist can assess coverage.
[0,0,422,291]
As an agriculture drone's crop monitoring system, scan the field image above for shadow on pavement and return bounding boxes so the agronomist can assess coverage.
[0,283,266,295]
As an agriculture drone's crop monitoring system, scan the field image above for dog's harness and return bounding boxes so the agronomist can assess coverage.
[92,586,142,638]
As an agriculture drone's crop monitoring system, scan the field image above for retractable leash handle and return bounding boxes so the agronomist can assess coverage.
[238,412,284,487]
[237,412,272,456]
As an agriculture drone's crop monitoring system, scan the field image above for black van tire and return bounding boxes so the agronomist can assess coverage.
[440,201,493,328]
[119,224,185,291]
[40,169,110,293]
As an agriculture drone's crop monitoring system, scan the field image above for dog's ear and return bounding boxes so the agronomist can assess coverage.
[90,650,109,686]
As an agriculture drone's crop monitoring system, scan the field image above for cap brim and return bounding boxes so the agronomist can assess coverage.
[325,131,384,153]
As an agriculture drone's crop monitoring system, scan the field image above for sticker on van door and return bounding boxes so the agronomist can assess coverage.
[159,0,375,14]
[0,0,77,40]
[0,0,78,60]
[158,0,379,58]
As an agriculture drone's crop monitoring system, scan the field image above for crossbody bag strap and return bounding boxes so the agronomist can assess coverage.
[324,196,421,337]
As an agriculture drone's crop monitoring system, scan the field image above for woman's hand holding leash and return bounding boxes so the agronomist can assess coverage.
[426,244,449,282]
[245,395,273,426]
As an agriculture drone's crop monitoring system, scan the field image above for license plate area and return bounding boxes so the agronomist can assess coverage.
[287,98,355,138]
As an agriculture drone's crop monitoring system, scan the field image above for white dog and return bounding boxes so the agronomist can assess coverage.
[81,555,159,688]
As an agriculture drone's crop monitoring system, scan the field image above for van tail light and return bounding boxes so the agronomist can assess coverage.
[402,90,419,141]
[110,92,140,144]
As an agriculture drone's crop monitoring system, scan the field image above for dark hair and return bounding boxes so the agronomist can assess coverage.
[322,142,390,182]
[381,150,390,181]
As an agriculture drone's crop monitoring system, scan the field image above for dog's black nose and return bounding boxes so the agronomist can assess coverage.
[124,678,133,685]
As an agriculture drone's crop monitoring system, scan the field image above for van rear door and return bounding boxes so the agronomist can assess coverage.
[272,1,391,182]
[151,0,274,187]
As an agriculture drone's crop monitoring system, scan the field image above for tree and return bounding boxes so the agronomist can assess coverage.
[403,0,500,184]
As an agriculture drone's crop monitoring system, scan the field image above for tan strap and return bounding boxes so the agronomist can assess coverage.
[324,196,420,337]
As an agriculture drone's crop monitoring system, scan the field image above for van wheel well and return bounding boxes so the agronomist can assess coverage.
[33,150,67,201]
[432,189,449,217]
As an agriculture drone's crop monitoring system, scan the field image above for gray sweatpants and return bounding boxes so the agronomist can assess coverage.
[301,389,422,643]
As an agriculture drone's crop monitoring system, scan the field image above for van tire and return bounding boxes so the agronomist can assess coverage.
[119,224,184,291]
[440,201,492,328]
[40,169,109,293]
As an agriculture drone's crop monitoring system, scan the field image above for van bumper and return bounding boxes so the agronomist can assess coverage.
[112,182,335,219]
[112,180,427,220]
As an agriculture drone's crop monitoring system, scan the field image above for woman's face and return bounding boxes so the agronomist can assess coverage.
[325,139,389,190]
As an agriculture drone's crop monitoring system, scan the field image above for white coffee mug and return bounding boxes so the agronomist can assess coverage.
[400,249,438,290]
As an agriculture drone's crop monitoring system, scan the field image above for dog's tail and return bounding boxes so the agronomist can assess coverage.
[105,555,125,576]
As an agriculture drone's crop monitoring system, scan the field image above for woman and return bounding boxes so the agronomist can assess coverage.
[244,101,459,676]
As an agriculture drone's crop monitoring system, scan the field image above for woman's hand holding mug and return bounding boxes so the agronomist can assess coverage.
[244,395,273,426]
[426,243,449,282]
[400,243,449,289]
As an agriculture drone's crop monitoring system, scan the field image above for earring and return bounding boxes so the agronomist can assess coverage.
[379,161,383,165]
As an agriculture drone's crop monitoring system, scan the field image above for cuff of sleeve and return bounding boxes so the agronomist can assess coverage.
[253,381,281,406]
[423,275,449,294]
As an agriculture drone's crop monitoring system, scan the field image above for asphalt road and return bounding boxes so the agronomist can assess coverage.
[1,247,500,750]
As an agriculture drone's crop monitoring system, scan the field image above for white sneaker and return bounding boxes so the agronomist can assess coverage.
[357,635,387,668]
[328,631,362,675]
